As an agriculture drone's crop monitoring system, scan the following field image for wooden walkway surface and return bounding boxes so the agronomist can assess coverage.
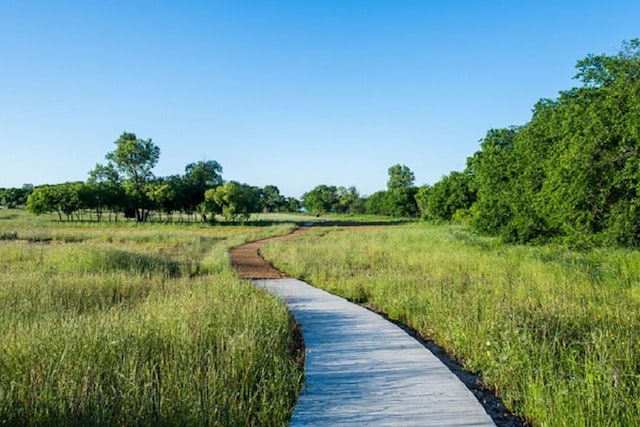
[254,278,496,426]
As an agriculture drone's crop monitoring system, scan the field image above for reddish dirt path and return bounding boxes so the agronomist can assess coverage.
[229,226,310,279]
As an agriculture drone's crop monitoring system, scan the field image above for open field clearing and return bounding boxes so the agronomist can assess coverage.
[262,223,640,426]
[0,210,301,425]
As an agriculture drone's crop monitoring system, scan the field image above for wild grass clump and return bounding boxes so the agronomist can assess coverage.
[263,223,640,426]
[0,216,300,425]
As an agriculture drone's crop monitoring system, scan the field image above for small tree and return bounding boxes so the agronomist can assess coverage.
[387,164,415,190]
[26,183,83,221]
[206,182,258,222]
[182,160,223,213]
[260,185,286,213]
[366,164,419,217]
[302,185,339,214]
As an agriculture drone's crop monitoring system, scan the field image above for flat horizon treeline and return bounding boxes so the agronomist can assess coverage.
[262,224,640,426]
[18,159,300,223]
[0,212,302,425]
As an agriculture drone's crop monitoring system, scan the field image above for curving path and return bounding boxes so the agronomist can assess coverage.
[230,228,496,426]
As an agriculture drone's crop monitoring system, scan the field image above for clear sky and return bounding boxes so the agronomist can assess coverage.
[1,1,638,198]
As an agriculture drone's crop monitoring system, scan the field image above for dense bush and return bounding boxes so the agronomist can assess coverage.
[424,39,640,247]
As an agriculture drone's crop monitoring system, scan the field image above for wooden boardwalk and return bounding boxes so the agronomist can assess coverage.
[254,278,496,426]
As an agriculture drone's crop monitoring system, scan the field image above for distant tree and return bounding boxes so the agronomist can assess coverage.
[182,160,223,213]
[0,184,34,208]
[26,182,83,221]
[365,190,392,216]
[336,186,365,214]
[58,182,83,221]
[415,185,431,218]
[286,197,302,212]
[161,175,186,220]
[87,163,124,221]
[205,181,259,222]
[146,178,175,221]
[366,165,419,217]
[105,132,160,222]
[386,187,419,217]
[202,187,221,221]
[302,185,339,214]
[387,164,415,190]
[26,186,58,218]
[261,185,286,212]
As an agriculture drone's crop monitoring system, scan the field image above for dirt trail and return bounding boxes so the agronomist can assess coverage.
[229,226,310,279]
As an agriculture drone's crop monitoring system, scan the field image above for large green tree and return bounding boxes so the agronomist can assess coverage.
[466,39,640,246]
[105,132,160,222]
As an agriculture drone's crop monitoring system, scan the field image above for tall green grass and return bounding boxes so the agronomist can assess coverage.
[263,223,640,426]
[0,210,301,425]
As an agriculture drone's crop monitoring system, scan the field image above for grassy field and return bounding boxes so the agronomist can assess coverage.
[262,223,640,426]
[0,209,302,426]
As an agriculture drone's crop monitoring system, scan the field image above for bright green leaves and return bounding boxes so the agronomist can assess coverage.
[467,40,640,247]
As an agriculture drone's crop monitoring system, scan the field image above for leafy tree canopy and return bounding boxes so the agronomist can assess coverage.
[387,164,415,190]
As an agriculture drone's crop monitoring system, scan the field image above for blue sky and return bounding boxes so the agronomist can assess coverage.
[1,1,638,198]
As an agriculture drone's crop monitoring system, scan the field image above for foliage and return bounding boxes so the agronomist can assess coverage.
[104,132,160,222]
[204,181,261,222]
[335,186,366,214]
[0,184,33,208]
[181,160,224,213]
[22,132,302,222]
[365,165,419,217]
[301,185,339,214]
[26,182,84,221]
[301,185,368,215]
[387,164,415,190]
[417,171,475,220]
[464,39,640,246]
[261,184,286,213]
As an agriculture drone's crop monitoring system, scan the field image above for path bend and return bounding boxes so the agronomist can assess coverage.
[230,227,496,426]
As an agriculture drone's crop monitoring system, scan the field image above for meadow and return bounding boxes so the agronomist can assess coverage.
[0,210,302,426]
[262,223,640,426]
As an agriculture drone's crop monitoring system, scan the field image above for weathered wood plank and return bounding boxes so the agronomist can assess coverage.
[255,278,496,426]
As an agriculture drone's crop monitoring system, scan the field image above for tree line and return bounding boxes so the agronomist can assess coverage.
[2,130,422,222]
[419,39,640,247]
[8,132,299,222]
[4,39,639,246]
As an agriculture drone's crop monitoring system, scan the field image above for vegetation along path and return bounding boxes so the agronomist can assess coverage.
[230,227,495,426]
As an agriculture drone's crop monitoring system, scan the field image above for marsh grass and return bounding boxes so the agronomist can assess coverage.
[263,223,640,426]
[0,210,300,425]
